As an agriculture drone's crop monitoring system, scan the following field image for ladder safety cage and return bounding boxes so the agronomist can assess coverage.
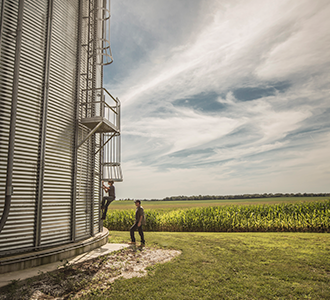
[77,0,122,183]
[101,132,122,182]
[100,0,113,65]
[81,0,113,66]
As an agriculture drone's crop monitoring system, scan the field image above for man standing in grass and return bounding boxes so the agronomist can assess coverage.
[129,200,146,247]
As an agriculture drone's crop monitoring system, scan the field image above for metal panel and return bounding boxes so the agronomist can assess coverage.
[40,0,79,246]
[35,0,54,248]
[75,125,93,240]
[0,0,19,253]
[74,0,92,241]
[94,132,100,234]
[0,1,3,18]
[9,0,47,252]
[75,0,106,239]
[0,0,48,253]
[0,1,18,238]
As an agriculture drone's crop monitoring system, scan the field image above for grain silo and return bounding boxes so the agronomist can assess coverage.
[0,0,122,273]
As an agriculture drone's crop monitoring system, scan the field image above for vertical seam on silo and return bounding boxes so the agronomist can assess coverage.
[98,0,105,234]
[0,0,6,58]
[90,0,99,237]
[71,0,83,243]
[0,0,24,234]
[34,0,54,248]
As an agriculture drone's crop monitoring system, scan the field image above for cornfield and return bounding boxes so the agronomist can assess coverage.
[104,200,330,232]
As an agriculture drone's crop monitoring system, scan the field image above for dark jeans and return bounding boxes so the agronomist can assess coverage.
[101,196,115,219]
[130,223,145,244]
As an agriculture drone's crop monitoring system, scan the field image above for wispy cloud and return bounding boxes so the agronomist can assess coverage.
[105,0,330,198]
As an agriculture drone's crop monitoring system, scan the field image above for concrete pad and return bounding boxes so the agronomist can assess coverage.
[0,243,128,288]
[0,227,110,274]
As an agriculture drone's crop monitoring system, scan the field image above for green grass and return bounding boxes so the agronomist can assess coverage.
[110,197,329,211]
[90,231,330,300]
[104,200,330,233]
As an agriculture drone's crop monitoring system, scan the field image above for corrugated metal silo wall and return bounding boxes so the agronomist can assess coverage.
[94,133,100,234]
[11,0,48,251]
[74,0,99,240]
[40,0,78,247]
[0,0,101,255]
[0,0,47,253]
[76,126,93,239]
[0,1,21,253]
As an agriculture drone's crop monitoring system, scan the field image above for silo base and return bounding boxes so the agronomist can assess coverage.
[0,227,109,274]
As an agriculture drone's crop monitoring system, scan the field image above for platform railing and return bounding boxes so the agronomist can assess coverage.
[79,87,120,132]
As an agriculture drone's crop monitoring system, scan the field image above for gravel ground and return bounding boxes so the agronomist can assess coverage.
[0,247,181,300]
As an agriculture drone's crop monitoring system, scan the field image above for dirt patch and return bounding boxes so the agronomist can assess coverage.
[0,247,181,300]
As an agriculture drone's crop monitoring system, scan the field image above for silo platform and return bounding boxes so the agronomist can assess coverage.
[0,227,111,275]
[80,116,119,133]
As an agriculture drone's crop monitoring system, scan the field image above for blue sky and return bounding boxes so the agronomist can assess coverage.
[104,0,330,199]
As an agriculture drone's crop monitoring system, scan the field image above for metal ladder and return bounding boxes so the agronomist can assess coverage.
[78,0,122,182]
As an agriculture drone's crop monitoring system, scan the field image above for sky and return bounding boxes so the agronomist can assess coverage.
[104,0,330,199]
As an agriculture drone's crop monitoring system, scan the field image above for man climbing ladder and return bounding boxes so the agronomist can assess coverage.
[101,180,115,220]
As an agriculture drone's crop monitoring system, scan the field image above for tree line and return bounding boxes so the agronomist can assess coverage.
[127,192,329,202]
